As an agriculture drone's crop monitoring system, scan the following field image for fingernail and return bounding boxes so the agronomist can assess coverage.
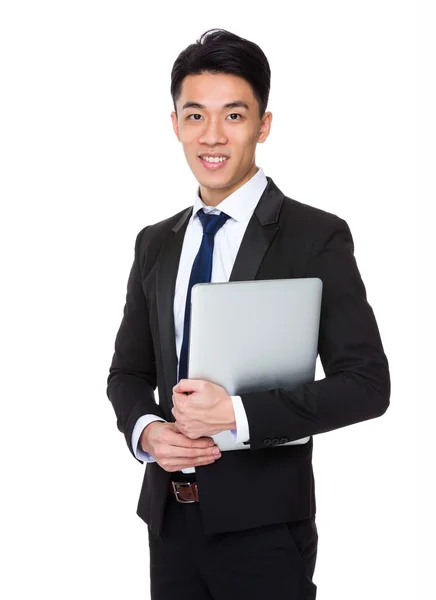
[213,447,221,456]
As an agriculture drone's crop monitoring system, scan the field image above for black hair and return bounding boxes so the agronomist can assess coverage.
[170,28,271,120]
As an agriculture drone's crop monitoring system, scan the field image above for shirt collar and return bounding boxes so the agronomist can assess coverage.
[191,166,268,224]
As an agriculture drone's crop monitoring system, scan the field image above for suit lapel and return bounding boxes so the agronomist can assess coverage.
[155,206,192,409]
[156,176,284,411]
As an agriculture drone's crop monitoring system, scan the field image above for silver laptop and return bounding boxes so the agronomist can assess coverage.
[187,278,323,451]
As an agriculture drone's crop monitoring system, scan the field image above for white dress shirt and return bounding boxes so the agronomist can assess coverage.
[132,166,268,473]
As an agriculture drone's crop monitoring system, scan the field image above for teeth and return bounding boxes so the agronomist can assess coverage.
[201,156,228,163]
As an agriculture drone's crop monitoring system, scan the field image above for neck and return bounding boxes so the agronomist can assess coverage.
[199,164,258,207]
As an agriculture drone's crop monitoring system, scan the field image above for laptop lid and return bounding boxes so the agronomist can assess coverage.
[187,278,322,451]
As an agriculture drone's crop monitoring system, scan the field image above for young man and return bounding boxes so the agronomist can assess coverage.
[106,28,390,600]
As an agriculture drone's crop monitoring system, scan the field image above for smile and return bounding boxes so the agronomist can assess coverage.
[199,156,229,170]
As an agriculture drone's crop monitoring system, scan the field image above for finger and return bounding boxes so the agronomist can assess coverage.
[165,426,215,448]
[173,378,204,395]
[155,435,221,460]
[172,392,197,410]
[157,439,220,459]
[166,422,208,442]
[166,445,221,459]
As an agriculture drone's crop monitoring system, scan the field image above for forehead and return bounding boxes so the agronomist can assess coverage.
[178,72,256,108]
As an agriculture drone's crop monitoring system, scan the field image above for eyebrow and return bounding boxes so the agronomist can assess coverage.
[181,100,250,112]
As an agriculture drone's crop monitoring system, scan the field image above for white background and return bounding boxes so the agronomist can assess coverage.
[1,1,429,598]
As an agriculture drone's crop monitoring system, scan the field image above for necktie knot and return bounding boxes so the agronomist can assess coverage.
[197,208,231,236]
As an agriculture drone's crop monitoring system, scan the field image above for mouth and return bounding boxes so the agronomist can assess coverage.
[198,156,229,171]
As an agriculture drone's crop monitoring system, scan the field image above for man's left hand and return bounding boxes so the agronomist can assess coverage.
[172,379,236,439]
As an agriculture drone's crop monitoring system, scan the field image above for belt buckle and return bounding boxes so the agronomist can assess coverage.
[171,481,196,503]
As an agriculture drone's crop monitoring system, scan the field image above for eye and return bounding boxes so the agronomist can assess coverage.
[186,113,243,121]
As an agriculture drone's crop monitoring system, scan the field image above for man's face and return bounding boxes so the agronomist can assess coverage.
[171,72,272,205]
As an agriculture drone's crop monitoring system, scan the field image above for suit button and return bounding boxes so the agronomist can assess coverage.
[271,438,279,445]
[279,437,289,444]
[263,439,272,446]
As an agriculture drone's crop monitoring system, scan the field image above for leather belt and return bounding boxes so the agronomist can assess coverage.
[170,481,199,503]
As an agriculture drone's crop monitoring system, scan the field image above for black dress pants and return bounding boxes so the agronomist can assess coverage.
[147,473,318,600]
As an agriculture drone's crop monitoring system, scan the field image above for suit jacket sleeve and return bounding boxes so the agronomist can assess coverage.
[240,217,390,450]
[106,226,165,461]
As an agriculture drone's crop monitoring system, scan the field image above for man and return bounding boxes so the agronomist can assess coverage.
[106,28,390,600]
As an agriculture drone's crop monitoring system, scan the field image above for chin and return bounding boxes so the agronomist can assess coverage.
[193,169,228,186]
[198,177,231,190]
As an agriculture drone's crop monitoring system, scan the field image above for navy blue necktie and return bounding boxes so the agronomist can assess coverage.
[177,208,231,382]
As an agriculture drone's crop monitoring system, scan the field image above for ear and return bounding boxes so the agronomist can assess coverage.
[171,111,181,142]
[258,111,273,143]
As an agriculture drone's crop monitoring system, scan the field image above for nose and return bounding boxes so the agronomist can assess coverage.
[198,118,227,146]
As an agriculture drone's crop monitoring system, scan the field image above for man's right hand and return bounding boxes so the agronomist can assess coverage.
[139,421,222,472]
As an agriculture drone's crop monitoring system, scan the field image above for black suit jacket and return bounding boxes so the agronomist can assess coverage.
[106,176,390,537]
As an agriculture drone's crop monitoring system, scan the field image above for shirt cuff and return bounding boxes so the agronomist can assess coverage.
[131,414,167,462]
[229,395,250,444]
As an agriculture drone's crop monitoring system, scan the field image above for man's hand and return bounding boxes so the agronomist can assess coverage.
[171,379,236,439]
[139,421,222,472]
